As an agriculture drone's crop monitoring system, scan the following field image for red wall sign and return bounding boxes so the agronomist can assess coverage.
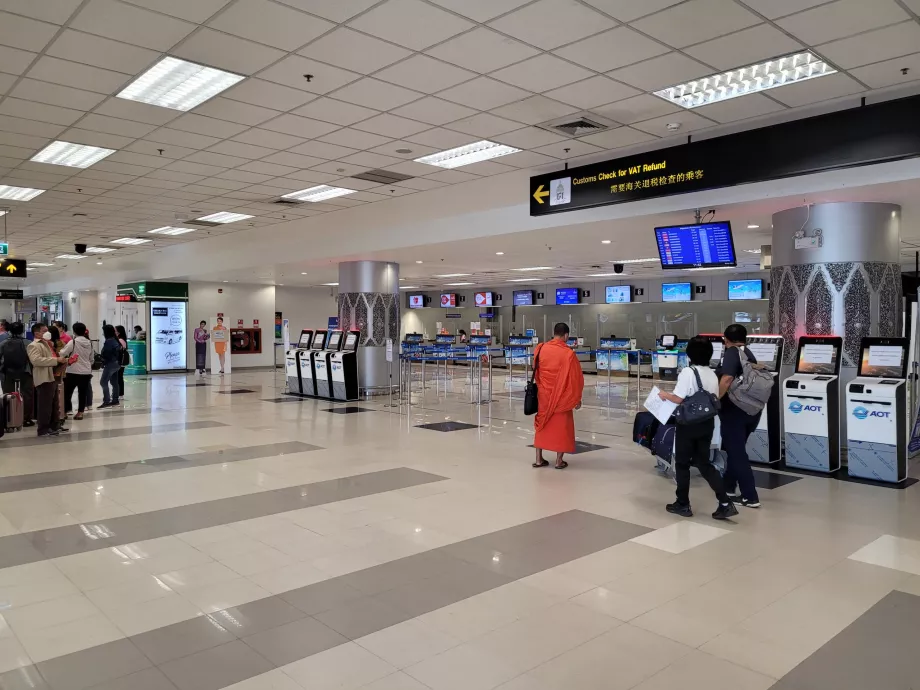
[217,313,224,318]
[253,319,259,325]
[237,319,244,326]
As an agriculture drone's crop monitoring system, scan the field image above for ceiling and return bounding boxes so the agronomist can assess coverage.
[3,0,920,279]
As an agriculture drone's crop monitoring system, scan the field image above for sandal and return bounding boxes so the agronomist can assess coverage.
[73,413,84,420]
[554,461,569,470]
[532,459,550,468]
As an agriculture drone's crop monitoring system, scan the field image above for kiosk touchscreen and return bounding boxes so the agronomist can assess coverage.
[699,334,725,369]
[846,337,910,483]
[744,335,785,465]
[315,330,343,398]
[782,336,843,472]
[288,329,314,395]
[330,330,361,401]
[656,334,680,381]
[300,329,328,397]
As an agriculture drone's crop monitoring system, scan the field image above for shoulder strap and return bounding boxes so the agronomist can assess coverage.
[691,365,704,390]
[530,344,541,383]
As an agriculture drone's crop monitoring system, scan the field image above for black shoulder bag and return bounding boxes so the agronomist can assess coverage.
[524,349,540,416]
[673,366,720,425]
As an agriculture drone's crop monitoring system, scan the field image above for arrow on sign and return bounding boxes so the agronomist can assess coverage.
[533,184,549,204]
[5,264,16,274]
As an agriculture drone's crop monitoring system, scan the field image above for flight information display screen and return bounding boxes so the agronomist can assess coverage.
[513,290,534,306]
[408,295,424,309]
[556,288,579,305]
[728,279,763,300]
[655,221,737,269]
[662,282,692,302]
[605,286,631,303]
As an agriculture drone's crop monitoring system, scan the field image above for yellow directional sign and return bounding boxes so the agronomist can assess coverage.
[533,184,549,204]
[0,258,26,277]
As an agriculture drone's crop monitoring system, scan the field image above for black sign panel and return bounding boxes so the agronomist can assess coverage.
[0,289,24,299]
[0,258,26,278]
[531,94,920,216]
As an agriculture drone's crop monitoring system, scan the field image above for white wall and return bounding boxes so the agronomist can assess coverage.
[0,300,12,322]
[274,286,339,341]
[64,290,99,336]
[188,282,276,368]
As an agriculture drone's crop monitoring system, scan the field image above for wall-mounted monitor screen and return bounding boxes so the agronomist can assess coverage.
[655,221,737,269]
[440,293,457,308]
[474,292,493,307]
[728,279,764,300]
[513,290,534,306]
[605,286,631,304]
[408,294,424,309]
[662,282,692,302]
[555,288,579,305]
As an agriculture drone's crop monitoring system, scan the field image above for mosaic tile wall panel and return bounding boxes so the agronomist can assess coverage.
[338,292,400,347]
[805,270,833,335]
[843,270,870,367]
[879,266,901,339]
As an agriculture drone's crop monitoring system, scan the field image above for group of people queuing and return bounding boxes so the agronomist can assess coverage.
[532,322,766,520]
[0,319,132,438]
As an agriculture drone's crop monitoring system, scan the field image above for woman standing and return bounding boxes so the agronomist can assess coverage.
[532,323,585,470]
[60,322,93,420]
[115,325,129,399]
[194,320,209,375]
[98,324,121,408]
[47,325,68,432]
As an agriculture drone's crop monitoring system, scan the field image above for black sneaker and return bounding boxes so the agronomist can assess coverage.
[97,403,111,409]
[726,493,742,503]
[666,502,693,517]
[712,502,739,520]
[23,420,35,427]
[740,498,761,509]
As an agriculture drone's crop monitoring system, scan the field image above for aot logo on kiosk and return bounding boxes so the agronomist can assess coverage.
[788,401,822,414]
[852,406,890,420]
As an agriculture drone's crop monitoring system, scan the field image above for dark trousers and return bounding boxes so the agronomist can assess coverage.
[118,367,125,396]
[719,401,762,501]
[675,419,729,506]
[35,380,59,435]
[1,372,33,423]
[64,373,92,413]
[100,363,119,404]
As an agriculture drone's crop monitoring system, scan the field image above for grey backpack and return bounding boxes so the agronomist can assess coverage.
[728,348,774,414]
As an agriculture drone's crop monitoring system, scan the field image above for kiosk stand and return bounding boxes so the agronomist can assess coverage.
[330,330,361,401]
[656,334,680,381]
[745,335,785,465]
[783,336,843,473]
[846,337,910,483]
[301,329,327,397]
[700,334,725,369]
[287,329,313,394]
[315,330,342,399]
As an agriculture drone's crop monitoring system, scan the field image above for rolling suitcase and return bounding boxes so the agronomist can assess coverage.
[3,385,24,432]
[632,411,660,449]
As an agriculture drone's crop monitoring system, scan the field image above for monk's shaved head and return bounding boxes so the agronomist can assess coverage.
[553,322,570,338]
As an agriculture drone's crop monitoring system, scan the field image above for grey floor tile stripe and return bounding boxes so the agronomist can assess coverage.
[0,441,322,494]
[0,421,228,448]
[0,510,650,690]
[0,468,446,569]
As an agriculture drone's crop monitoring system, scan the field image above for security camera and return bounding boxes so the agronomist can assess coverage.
[613,263,624,274]
[75,243,87,254]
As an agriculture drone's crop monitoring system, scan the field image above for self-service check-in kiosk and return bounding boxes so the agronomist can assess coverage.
[315,330,342,398]
[846,337,910,483]
[783,336,843,472]
[596,338,632,373]
[287,329,314,394]
[330,330,361,401]
[300,329,327,397]
[700,334,725,369]
[745,335,785,465]
[656,334,680,381]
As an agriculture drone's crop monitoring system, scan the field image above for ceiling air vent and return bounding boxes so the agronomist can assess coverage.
[185,219,221,227]
[536,113,617,138]
[351,169,414,184]
[273,197,303,205]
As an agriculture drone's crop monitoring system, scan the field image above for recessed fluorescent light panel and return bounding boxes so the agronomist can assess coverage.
[56,254,85,260]
[0,185,45,201]
[282,186,357,202]
[508,278,539,282]
[85,247,116,253]
[117,56,245,111]
[149,226,196,235]
[400,286,420,289]
[31,141,115,168]
[445,282,474,286]
[27,262,55,267]
[607,258,659,264]
[434,273,471,278]
[110,238,151,245]
[195,212,253,224]
[511,267,553,271]
[415,140,520,169]
[655,52,836,109]
[322,282,339,286]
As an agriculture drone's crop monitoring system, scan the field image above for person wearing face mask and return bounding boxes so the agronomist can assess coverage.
[27,324,68,438]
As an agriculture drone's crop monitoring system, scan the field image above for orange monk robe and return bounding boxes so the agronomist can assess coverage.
[533,338,585,454]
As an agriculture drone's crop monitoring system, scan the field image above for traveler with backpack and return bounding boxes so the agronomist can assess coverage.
[718,324,773,508]
[115,325,129,399]
[0,322,35,428]
[657,336,738,520]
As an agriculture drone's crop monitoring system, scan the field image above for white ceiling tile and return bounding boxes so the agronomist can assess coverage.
[172,28,285,76]
[578,126,657,150]
[105,151,171,169]
[817,21,920,70]
[232,128,306,150]
[437,77,530,111]
[405,128,478,149]
[332,78,424,110]
[632,0,760,49]
[259,55,362,95]
[223,79,316,111]
[0,73,15,96]
[338,151,404,169]
[590,93,680,124]
[273,0,379,22]
[184,151,251,169]
[445,112,521,137]
[0,131,48,150]
[349,0,475,51]
[497,150,560,167]
[169,114,249,139]
[692,93,787,123]
[298,28,411,74]
[494,126,568,149]
[554,26,668,73]
[282,169,340,184]
[766,71,865,107]
[490,0,617,51]
[776,0,909,45]
[608,52,711,91]
[426,28,539,74]
[317,128,393,149]
[423,169,479,184]
[545,76,640,110]
[238,160,299,176]
[0,98,83,126]
[849,52,920,89]
[58,128,136,150]
[45,29,159,74]
[739,0,840,20]
[208,0,335,52]
[353,114,430,139]
[287,141,358,159]
[0,11,57,52]
[294,98,379,126]
[121,0,232,23]
[70,0,195,51]
[631,110,716,136]
[310,161,369,177]
[92,98,181,126]
[684,24,803,70]
[126,139,197,158]
[208,140,276,160]
[215,169,274,183]
[0,0,83,23]
[193,98,281,127]
[491,54,593,93]
[390,97,477,127]
[146,128,222,149]
[376,56,476,94]
[261,152,327,169]
[899,0,920,12]
[0,45,36,75]
[259,113,341,138]
[427,0,531,22]
[455,160,515,176]
[580,0,683,22]
[492,95,579,126]
[10,79,105,111]
[26,57,129,94]
[0,115,65,138]
[368,140,439,160]
[532,139,603,159]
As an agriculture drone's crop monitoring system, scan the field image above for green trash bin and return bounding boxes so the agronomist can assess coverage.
[126,339,147,376]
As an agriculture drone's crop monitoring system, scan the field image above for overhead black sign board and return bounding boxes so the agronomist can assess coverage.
[0,289,23,299]
[530,94,920,216]
[0,258,26,278]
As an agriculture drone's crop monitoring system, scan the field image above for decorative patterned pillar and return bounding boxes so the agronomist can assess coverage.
[337,261,399,393]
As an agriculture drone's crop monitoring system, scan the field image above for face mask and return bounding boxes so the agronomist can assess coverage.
[42,332,52,341]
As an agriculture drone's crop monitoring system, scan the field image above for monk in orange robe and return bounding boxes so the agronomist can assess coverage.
[533,323,585,469]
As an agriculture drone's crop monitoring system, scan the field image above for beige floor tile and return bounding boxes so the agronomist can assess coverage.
[631,650,774,690]
[404,641,520,690]
[356,619,460,669]
[630,522,731,555]
[282,642,396,690]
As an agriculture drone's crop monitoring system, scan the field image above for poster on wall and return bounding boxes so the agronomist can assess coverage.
[211,316,231,375]
[275,312,283,340]
[149,300,187,371]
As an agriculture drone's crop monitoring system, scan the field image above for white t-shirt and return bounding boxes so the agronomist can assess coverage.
[673,364,719,400]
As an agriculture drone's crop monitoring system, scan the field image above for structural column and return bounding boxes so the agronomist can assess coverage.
[337,261,400,394]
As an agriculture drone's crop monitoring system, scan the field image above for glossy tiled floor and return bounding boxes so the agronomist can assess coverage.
[1,366,920,690]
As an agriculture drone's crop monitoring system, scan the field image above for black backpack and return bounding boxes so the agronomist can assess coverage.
[0,338,28,374]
